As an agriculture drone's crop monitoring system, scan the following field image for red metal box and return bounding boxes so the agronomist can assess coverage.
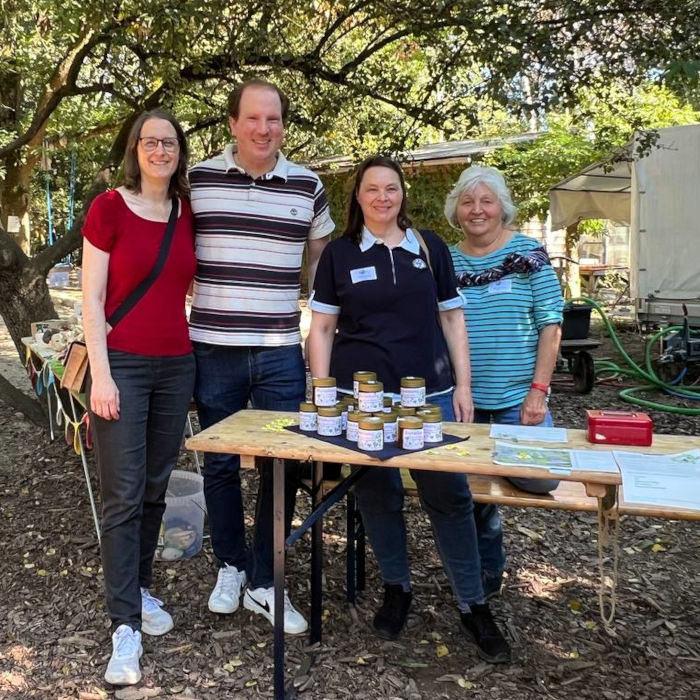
[586,410,653,446]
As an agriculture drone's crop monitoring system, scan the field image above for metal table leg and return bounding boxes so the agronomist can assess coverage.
[310,460,323,644]
[273,457,285,699]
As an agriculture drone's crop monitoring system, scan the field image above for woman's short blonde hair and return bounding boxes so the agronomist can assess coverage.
[444,166,517,230]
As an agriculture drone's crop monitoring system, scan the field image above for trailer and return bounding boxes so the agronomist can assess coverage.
[549,123,700,328]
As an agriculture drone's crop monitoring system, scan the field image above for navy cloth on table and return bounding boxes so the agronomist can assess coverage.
[285,425,468,461]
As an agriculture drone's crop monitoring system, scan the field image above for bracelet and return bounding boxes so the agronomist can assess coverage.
[530,382,549,394]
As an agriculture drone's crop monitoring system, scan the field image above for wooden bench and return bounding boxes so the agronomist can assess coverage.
[302,466,697,607]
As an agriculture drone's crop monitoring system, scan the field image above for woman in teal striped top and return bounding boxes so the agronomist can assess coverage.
[446,166,564,598]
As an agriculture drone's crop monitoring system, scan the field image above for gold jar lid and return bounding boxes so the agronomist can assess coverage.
[317,406,342,417]
[383,396,394,407]
[353,370,377,382]
[401,376,425,388]
[398,416,423,429]
[396,406,416,416]
[417,409,441,422]
[358,380,383,393]
[347,411,370,423]
[335,400,347,411]
[358,416,384,431]
[341,396,356,409]
[370,412,390,423]
[299,402,316,412]
[312,376,336,387]
[423,403,440,411]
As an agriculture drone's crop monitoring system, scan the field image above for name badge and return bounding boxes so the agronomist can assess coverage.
[487,279,512,294]
[351,266,377,284]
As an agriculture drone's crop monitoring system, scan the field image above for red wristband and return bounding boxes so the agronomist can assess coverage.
[530,382,549,394]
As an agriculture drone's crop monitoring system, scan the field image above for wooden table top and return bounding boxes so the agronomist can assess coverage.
[186,409,699,487]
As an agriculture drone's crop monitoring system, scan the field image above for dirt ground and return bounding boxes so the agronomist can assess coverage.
[1,297,699,699]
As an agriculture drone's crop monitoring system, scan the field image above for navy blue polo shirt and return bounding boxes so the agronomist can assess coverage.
[310,227,462,395]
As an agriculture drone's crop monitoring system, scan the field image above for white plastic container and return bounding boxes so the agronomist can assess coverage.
[157,470,206,561]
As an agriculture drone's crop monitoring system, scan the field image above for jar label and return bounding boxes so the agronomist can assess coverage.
[341,409,348,431]
[424,422,443,442]
[401,428,424,450]
[384,421,398,443]
[358,428,383,451]
[314,386,337,406]
[299,411,317,431]
[358,392,383,412]
[317,415,342,436]
[353,380,359,399]
[346,421,359,442]
[401,386,426,407]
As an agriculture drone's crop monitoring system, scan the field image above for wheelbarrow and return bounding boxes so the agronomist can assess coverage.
[554,303,598,394]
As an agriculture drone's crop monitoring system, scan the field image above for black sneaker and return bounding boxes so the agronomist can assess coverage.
[482,573,503,600]
[460,603,511,663]
[372,584,412,640]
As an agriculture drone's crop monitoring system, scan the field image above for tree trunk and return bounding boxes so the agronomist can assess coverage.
[0,227,56,425]
[563,223,581,299]
[1,152,35,256]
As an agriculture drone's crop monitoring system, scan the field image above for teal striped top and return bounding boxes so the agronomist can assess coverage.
[450,233,563,410]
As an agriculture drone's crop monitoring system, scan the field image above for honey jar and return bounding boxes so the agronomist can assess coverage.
[317,406,342,436]
[419,410,443,443]
[398,416,424,450]
[312,377,337,407]
[299,402,317,432]
[400,376,426,408]
[357,416,384,451]
[374,410,399,443]
[346,411,370,442]
[353,370,377,399]
[357,379,384,413]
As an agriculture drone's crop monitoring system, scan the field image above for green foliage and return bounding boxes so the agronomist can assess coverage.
[485,83,699,223]
[2,0,700,252]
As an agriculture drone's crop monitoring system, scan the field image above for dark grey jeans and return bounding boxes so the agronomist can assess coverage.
[87,350,195,631]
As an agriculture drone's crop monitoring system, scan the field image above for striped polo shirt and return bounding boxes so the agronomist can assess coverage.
[450,233,563,410]
[189,146,335,346]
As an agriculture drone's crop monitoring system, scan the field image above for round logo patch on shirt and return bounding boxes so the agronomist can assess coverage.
[290,208,298,216]
[412,258,427,270]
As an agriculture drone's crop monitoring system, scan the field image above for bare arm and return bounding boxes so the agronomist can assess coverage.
[308,310,338,379]
[82,240,120,420]
[306,235,330,291]
[439,307,473,423]
[520,323,562,425]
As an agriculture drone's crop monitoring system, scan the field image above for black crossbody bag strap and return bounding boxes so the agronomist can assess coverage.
[106,196,179,329]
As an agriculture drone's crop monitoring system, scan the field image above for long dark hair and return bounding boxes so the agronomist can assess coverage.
[342,155,412,244]
[123,109,190,198]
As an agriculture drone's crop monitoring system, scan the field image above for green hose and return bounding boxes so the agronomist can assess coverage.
[569,296,700,415]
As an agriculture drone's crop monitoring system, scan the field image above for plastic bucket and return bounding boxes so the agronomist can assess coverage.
[156,470,206,561]
[562,303,593,340]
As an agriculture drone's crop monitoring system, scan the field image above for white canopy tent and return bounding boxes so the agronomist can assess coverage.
[549,147,632,231]
[548,124,700,325]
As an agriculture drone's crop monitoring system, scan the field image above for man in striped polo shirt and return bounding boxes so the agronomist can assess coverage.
[189,79,334,634]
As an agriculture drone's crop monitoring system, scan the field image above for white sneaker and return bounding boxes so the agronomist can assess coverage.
[141,588,174,636]
[243,586,308,635]
[208,564,247,614]
[104,624,143,686]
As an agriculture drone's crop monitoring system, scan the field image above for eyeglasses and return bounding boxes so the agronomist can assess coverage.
[138,137,180,153]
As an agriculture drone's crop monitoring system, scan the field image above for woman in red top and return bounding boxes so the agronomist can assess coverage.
[82,110,196,686]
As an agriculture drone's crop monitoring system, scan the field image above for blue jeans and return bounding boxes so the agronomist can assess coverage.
[473,403,560,578]
[88,351,195,631]
[353,392,485,611]
[193,342,306,588]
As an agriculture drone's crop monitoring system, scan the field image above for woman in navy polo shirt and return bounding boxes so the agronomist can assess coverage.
[308,155,510,664]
